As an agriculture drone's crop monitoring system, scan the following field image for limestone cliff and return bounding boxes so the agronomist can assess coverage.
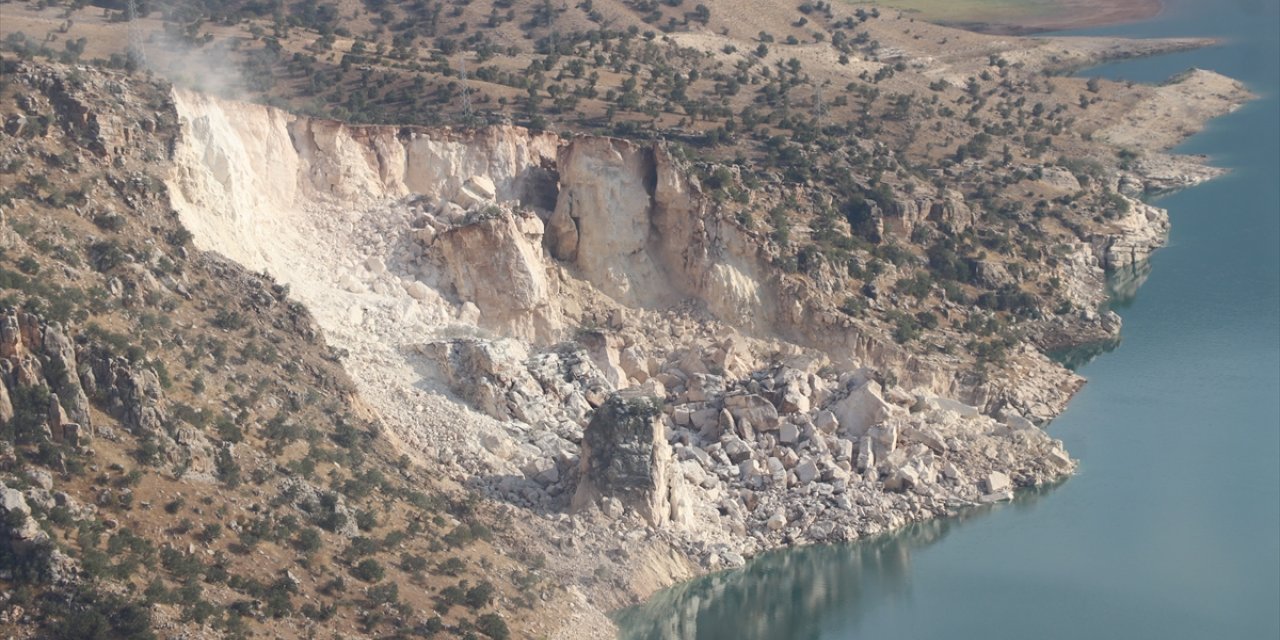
[160,90,1137,624]
[167,91,1100,425]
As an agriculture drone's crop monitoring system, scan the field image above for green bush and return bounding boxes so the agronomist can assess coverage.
[351,558,385,583]
[475,613,511,640]
[47,589,156,640]
[294,527,323,553]
[198,523,222,544]
[465,580,495,609]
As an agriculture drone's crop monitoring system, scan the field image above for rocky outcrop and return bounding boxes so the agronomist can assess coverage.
[277,476,361,538]
[89,355,166,436]
[1092,196,1171,270]
[434,209,561,341]
[572,393,691,529]
[0,481,46,544]
[928,189,978,232]
[883,189,979,236]
[0,311,93,444]
[0,307,230,482]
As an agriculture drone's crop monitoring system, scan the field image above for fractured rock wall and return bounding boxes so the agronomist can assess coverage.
[169,90,1057,418]
[164,91,1087,617]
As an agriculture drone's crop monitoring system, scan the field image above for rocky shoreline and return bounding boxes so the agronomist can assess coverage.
[148,25,1254,635]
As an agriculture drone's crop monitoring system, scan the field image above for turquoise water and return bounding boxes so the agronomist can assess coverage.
[616,1,1280,637]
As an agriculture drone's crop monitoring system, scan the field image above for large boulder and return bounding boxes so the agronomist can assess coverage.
[577,331,627,389]
[831,381,893,438]
[546,206,579,261]
[725,393,780,432]
[775,368,812,414]
[867,420,899,460]
[572,393,688,528]
[920,395,980,419]
[983,471,1012,494]
[883,465,920,493]
[435,209,561,341]
[451,175,497,209]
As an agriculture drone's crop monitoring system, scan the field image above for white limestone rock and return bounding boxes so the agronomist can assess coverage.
[795,460,819,484]
[832,381,894,438]
[983,471,1012,494]
[766,510,787,531]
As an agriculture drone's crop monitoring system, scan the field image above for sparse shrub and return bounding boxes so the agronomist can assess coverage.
[351,558,385,583]
[198,523,222,544]
[439,556,466,575]
[465,581,495,609]
[476,613,511,640]
[294,527,323,553]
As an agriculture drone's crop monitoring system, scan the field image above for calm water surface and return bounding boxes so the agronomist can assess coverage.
[616,1,1280,637]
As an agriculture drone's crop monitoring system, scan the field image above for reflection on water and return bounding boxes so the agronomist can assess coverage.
[1051,336,1122,371]
[1051,261,1153,369]
[614,487,1059,640]
[1106,259,1153,309]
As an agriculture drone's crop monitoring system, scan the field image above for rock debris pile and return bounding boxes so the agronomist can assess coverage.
[165,90,1077,584]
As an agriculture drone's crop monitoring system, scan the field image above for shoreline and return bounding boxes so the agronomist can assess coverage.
[606,19,1256,640]
[605,155,1218,634]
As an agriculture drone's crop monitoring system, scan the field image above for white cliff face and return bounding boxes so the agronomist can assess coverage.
[166,90,575,480]
[167,89,1087,433]
[165,93,1079,613]
[553,139,669,307]
[169,92,302,272]
[169,91,952,395]
[167,91,784,347]
[168,90,562,271]
[550,137,783,336]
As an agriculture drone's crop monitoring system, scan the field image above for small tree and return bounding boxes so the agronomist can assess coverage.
[465,581,495,609]
[351,558,384,583]
[476,613,510,640]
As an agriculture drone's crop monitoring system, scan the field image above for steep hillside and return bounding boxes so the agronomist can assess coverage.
[0,60,606,640]
[163,82,1079,589]
[0,0,1254,638]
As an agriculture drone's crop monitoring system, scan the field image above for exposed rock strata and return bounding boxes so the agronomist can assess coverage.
[162,87,1241,628]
